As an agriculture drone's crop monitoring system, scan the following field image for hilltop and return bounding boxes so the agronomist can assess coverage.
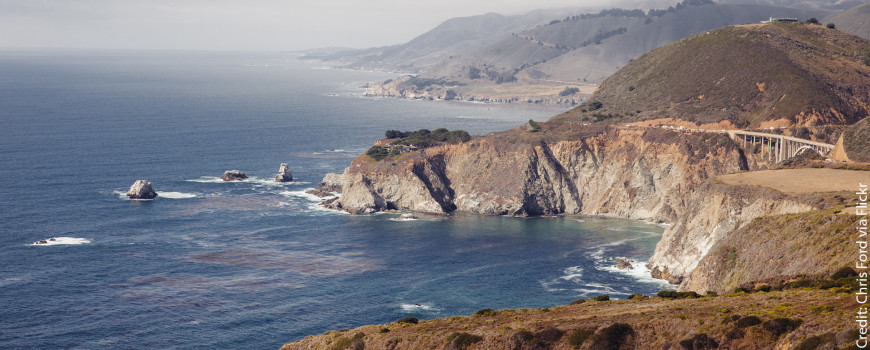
[552,21,870,128]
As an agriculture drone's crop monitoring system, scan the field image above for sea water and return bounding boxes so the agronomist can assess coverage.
[0,50,670,349]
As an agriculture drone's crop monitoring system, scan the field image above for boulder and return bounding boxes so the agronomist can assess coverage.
[613,257,634,270]
[126,180,157,199]
[443,89,457,101]
[221,170,248,181]
[275,163,293,182]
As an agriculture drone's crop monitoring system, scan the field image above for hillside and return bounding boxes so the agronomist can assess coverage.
[283,287,856,349]
[553,21,870,128]
[843,116,870,161]
[828,2,870,39]
[422,0,827,84]
[302,9,583,73]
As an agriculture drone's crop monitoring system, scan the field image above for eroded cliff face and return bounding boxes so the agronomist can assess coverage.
[321,127,820,288]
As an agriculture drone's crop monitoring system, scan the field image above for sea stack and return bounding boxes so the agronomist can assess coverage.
[275,163,293,182]
[126,180,157,199]
[221,170,248,181]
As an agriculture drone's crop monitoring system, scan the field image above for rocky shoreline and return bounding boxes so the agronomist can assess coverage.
[311,125,850,292]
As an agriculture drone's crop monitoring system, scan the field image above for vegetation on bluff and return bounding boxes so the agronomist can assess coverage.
[366,128,471,161]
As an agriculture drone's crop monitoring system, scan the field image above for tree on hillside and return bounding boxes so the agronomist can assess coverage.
[806,18,819,24]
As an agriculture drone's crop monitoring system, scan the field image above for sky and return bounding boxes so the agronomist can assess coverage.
[0,0,660,51]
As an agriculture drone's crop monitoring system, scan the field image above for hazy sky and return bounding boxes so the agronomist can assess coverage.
[0,0,654,51]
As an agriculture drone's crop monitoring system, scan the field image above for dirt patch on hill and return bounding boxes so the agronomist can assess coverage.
[716,168,870,194]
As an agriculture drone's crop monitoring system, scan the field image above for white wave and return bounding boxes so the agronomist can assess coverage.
[600,259,672,288]
[279,190,323,202]
[157,191,198,199]
[389,217,418,222]
[32,237,91,246]
[186,176,228,183]
[400,303,440,312]
[559,266,584,282]
[113,190,155,201]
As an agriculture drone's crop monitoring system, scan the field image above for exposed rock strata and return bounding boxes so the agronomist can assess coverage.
[126,180,157,199]
[321,127,821,290]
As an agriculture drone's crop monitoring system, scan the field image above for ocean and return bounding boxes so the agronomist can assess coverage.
[0,50,670,349]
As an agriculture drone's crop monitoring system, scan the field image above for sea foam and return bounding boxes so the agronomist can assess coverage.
[32,237,91,246]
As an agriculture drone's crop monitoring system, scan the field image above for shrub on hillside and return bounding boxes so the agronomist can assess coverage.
[678,333,719,350]
[588,323,634,350]
[762,318,802,338]
[568,329,595,347]
[734,315,762,328]
[474,308,496,317]
[594,295,611,301]
[446,332,482,350]
[396,316,418,324]
[657,291,701,299]
[794,333,835,350]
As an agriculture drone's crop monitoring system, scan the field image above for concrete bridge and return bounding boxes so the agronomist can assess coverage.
[725,130,835,163]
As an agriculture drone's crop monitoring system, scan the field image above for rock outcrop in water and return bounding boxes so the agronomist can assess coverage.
[126,180,157,199]
[221,170,248,181]
[275,163,293,182]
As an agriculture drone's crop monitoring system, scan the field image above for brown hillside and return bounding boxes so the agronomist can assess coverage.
[554,22,870,128]
[283,289,855,350]
[843,116,870,161]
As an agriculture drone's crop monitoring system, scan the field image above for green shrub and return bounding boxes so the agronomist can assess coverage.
[446,332,482,350]
[756,285,772,293]
[678,333,719,350]
[735,315,762,328]
[832,266,858,280]
[397,316,418,324]
[560,87,581,96]
[657,291,701,299]
[366,146,390,161]
[379,327,390,333]
[627,294,647,300]
[794,333,835,350]
[785,279,817,289]
[595,295,611,301]
[528,119,542,132]
[721,314,741,324]
[587,101,603,111]
[510,329,542,349]
[826,23,836,29]
[568,329,595,347]
[570,299,587,305]
[474,308,496,317]
[705,291,718,297]
[536,326,565,343]
[762,318,802,338]
[589,323,634,350]
[806,18,819,24]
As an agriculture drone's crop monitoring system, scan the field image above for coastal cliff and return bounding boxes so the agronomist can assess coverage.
[321,126,824,288]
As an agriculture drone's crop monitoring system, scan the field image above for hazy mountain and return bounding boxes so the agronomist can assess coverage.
[827,2,870,38]
[422,0,831,84]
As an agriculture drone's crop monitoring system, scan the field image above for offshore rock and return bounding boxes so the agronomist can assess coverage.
[613,257,634,270]
[221,170,248,181]
[275,163,293,182]
[126,180,157,199]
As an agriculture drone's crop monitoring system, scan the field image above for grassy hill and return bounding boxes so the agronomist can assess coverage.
[283,287,856,349]
[828,2,870,39]
[553,22,870,128]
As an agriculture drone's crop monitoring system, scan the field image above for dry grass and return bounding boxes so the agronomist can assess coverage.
[716,168,870,194]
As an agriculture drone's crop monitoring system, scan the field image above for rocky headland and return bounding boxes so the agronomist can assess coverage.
[295,22,870,349]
